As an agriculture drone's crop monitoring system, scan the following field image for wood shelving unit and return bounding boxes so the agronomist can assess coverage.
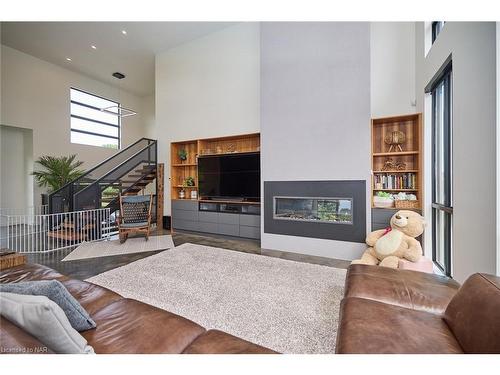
[170,133,260,201]
[170,140,198,200]
[371,113,423,210]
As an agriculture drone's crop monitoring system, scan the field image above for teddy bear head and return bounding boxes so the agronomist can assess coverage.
[390,210,425,238]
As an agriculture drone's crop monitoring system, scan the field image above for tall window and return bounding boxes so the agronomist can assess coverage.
[431,64,452,276]
[70,88,120,149]
[432,21,445,43]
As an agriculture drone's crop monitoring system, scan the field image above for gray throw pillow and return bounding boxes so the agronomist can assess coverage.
[0,280,96,331]
[0,292,94,354]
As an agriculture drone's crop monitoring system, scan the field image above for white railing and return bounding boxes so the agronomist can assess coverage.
[0,208,113,253]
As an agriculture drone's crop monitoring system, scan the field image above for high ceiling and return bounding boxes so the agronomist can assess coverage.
[1,22,235,97]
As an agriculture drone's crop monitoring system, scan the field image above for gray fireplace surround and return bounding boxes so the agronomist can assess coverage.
[264,180,366,243]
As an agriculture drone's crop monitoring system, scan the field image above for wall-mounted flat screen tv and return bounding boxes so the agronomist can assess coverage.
[198,152,260,200]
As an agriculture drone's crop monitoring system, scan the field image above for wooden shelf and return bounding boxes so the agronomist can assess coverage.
[373,151,419,157]
[198,150,259,157]
[373,189,418,192]
[371,113,423,212]
[173,185,197,188]
[373,170,419,173]
[172,163,197,167]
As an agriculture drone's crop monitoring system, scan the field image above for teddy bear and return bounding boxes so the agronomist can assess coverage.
[352,210,425,268]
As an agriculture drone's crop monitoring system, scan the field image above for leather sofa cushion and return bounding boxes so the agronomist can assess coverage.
[444,273,500,353]
[61,278,123,316]
[335,297,463,354]
[0,263,68,284]
[0,316,52,354]
[344,264,460,314]
[183,330,277,354]
[82,298,205,354]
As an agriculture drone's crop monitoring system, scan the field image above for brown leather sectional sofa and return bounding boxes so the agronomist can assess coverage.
[336,264,500,354]
[0,263,275,354]
[3,262,499,354]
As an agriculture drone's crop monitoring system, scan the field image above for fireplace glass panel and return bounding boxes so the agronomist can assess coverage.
[273,197,353,224]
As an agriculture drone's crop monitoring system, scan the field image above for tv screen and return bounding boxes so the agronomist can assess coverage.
[198,152,260,200]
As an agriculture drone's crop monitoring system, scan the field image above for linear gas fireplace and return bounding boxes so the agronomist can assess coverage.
[273,197,353,224]
[264,181,366,243]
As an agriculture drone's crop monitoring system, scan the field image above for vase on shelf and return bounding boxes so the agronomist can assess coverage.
[179,189,185,199]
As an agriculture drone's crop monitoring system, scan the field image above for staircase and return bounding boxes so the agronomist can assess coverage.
[48,138,158,241]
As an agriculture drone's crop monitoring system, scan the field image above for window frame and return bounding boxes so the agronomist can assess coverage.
[70,87,121,149]
[431,64,453,276]
[432,21,445,44]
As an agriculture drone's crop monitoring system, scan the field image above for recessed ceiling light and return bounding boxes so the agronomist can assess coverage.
[66,57,72,61]
[91,45,97,50]
[121,30,127,35]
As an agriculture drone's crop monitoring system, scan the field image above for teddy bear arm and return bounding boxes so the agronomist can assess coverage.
[366,229,386,247]
[403,237,423,262]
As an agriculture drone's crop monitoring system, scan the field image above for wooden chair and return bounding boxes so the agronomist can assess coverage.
[118,194,153,243]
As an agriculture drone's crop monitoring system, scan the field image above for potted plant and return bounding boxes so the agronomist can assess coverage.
[178,148,188,164]
[184,176,195,187]
[373,191,394,208]
[31,155,85,200]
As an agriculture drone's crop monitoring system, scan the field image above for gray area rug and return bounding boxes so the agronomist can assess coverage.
[62,235,174,262]
[87,243,346,353]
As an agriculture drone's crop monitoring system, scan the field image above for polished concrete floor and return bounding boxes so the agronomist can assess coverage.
[26,229,351,280]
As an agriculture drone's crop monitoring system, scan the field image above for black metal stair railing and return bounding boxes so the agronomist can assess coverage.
[49,138,158,220]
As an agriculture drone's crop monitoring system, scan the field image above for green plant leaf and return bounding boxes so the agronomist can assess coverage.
[31,154,85,193]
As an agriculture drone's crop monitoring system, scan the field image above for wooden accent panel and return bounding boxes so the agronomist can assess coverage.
[156,163,164,230]
[198,133,260,156]
[371,113,423,209]
[0,253,27,270]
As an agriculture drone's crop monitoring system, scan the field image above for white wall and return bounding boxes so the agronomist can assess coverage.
[155,23,261,214]
[260,22,371,260]
[142,94,156,139]
[416,22,497,282]
[0,125,33,209]
[371,22,417,118]
[1,45,151,205]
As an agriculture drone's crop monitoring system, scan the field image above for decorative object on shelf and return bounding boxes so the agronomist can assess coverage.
[374,172,416,190]
[179,189,185,199]
[394,192,419,209]
[226,142,237,153]
[184,176,195,187]
[216,145,223,154]
[385,130,406,152]
[373,191,394,208]
[190,190,198,200]
[352,210,425,269]
[200,149,213,155]
[178,148,188,163]
[381,158,406,171]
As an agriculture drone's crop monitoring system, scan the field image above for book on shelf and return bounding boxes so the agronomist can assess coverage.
[374,173,417,190]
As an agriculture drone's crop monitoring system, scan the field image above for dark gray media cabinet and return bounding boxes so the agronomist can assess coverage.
[171,199,261,239]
